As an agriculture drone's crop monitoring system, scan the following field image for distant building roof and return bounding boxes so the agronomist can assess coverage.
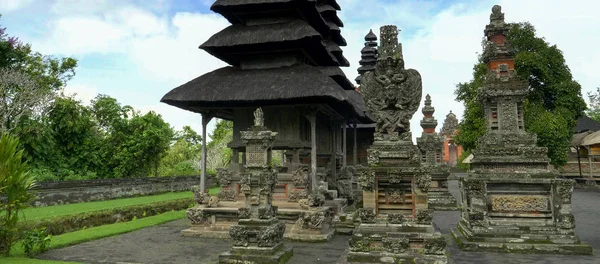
[574,116,600,133]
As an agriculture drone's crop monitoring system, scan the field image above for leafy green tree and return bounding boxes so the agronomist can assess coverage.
[0,134,36,256]
[109,111,174,178]
[207,120,233,171]
[159,126,202,176]
[455,22,585,167]
[586,87,600,122]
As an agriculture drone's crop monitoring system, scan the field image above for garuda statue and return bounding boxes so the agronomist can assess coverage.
[360,25,422,140]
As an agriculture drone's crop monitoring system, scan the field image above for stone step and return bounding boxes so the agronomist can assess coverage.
[327,189,338,199]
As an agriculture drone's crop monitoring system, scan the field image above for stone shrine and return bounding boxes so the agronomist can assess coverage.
[417,95,458,210]
[451,5,592,255]
[219,108,293,264]
[345,25,448,264]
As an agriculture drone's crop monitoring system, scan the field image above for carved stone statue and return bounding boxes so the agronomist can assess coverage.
[253,107,264,128]
[360,25,422,139]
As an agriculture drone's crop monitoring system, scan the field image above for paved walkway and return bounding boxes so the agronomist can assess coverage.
[40,179,600,264]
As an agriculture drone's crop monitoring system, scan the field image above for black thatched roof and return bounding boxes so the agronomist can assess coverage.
[161,64,371,122]
[318,66,354,90]
[574,116,600,133]
[317,4,343,27]
[318,0,340,10]
[200,19,339,66]
[365,29,377,41]
[211,0,332,38]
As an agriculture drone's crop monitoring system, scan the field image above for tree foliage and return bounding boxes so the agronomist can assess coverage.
[586,87,600,122]
[207,120,233,171]
[455,22,586,167]
[0,134,36,256]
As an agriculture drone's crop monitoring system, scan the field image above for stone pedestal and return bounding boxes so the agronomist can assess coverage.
[219,109,293,263]
[346,137,449,263]
[428,168,458,210]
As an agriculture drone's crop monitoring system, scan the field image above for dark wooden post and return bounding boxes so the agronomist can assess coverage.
[343,121,347,168]
[201,112,214,192]
[308,113,317,191]
[353,121,358,165]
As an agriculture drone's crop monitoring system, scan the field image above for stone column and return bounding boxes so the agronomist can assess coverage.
[200,113,213,192]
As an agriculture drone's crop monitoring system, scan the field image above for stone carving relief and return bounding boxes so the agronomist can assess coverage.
[383,237,410,253]
[357,166,375,191]
[191,185,210,205]
[229,225,249,247]
[238,207,250,219]
[424,238,447,255]
[258,222,285,247]
[556,179,574,201]
[296,210,331,230]
[360,25,422,139]
[415,167,432,192]
[386,189,405,204]
[186,207,211,225]
[287,188,308,202]
[258,205,278,219]
[217,188,236,201]
[216,168,233,186]
[253,107,264,128]
[359,208,376,223]
[490,195,549,212]
[416,209,433,225]
[292,166,309,188]
[387,213,405,224]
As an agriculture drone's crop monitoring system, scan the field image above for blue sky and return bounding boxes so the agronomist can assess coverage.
[1,0,599,139]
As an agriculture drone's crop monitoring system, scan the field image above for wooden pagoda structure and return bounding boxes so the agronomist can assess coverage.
[161,0,372,243]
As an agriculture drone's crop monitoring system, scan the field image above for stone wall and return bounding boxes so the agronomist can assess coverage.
[562,162,600,176]
[31,175,216,207]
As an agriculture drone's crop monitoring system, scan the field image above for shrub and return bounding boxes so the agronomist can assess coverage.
[22,227,51,257]
[0,134,37,256]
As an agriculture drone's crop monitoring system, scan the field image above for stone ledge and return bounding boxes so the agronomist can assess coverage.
[451,228,593,255]
[219,245,293,264]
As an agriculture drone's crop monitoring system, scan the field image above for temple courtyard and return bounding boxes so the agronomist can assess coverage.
[38,176,600,264]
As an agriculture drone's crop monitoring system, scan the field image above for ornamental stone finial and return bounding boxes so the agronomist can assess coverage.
[253,107,264,127]
[378,25,402,60]
[490,5,505,25]
[425,94,432,106]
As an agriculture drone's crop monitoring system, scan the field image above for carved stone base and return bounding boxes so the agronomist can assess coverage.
[456,176,593,255]
[182,206,335,242]
[346,221,449,264]
[452,226,592,255]
[219,244,293,264]
[428,191,458,211]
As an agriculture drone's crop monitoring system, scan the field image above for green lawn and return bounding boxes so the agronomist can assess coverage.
[19,192,193,222]
[0,257,80,264]
[7,210,186,260]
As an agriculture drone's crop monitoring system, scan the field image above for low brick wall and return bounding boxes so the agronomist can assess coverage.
[31,175,216,207]
[562,162,600,176]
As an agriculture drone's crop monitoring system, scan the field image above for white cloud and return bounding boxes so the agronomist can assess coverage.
[20,0,600,141]
[61,83,98,105]
[0,0,34,12]
[127,12,229,83]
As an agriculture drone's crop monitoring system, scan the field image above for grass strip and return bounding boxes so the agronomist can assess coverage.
[20,191,193,222]
[0,257,81,264]
[10,210,186,257]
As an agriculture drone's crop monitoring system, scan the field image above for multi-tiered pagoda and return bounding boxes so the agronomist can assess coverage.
[355,30,378,84]
[452,5,592,255]
[162,0,371,246]
[417,95,457,210]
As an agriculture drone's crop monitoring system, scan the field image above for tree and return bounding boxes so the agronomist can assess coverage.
[0,68,53,134]
[0,134,36,256]
[207,120,233,171]
[586,87,600,122]
[455,22,586,167]
[108,111,174,178]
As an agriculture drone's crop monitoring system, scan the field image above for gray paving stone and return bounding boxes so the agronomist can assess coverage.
[38,179,600,264]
